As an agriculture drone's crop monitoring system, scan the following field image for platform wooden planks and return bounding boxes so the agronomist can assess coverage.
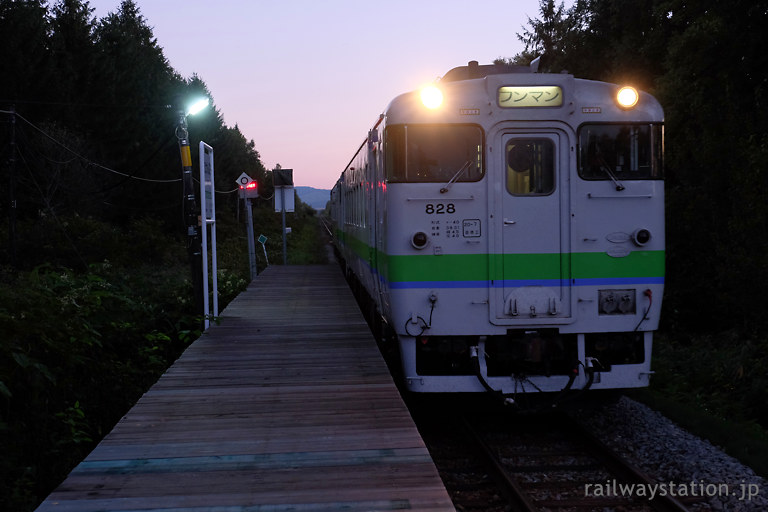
[37,265,455,512]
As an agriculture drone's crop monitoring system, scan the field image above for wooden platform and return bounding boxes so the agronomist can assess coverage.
[37,265,455,511]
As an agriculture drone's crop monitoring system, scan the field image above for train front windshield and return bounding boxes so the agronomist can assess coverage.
[385,124,484,183]
[578,123,663,180]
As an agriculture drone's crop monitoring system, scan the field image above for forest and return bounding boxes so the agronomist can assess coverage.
[1,0,768,509]
[0,0,326,509]
[505,0,768,476]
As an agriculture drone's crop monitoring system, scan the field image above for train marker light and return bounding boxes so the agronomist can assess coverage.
[616,86,639,109]
[420,85,443,109]
[632,228,651,246]
[411,231,429,249]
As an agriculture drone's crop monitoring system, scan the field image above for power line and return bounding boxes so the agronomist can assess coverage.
[8,110,182,184]
[2,109,254,195]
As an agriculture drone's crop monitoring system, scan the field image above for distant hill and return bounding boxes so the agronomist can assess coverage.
[295,186,331,210]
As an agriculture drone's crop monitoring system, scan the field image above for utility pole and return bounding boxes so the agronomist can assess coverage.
[176,111,204,326]
[7,105,17,268]
[281,185,287,265]
[244,197,257,279]
[237,172,259,280]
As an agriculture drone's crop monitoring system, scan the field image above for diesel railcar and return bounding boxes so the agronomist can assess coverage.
[330,61,664,399]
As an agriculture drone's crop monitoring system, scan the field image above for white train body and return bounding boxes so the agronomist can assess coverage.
[331,62,664,396]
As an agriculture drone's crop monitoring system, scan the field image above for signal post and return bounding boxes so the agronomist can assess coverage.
[237,173,259,280]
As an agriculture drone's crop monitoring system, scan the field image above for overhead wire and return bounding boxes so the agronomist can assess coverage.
[9,110,248,195]
[12,111,182,184]
[5,106,256,240]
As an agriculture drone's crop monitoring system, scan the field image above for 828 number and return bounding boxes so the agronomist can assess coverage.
[425,203,455,214]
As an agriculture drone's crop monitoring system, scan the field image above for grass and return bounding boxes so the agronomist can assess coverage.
[0,199,327,511]
[626,328,768,478]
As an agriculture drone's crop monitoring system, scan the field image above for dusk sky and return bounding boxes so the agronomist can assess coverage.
[88,0,560,190]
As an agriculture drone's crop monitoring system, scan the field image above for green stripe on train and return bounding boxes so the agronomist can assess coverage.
[335,230,664,282]
[385,251,663,282]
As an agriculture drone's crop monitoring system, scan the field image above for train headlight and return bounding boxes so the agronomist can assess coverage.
[420,85,443,109]
[411,231,429,249]
[616,86,639,109]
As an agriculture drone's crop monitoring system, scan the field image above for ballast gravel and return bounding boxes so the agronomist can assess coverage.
[578,396,767,511]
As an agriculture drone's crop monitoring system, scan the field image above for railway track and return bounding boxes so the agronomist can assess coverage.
[319,215,334,237]
[412,399,695,512]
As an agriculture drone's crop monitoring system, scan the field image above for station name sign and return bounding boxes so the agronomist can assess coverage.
[498,86,563,108]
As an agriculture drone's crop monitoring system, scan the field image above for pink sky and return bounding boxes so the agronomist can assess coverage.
[88,0,555,190]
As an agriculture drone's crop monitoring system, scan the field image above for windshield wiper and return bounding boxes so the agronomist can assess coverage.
[599,161,626,191]
[439,161,471,193]
[595,149,625,191]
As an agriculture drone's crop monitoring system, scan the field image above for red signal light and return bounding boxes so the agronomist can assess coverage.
[239,181,259,198]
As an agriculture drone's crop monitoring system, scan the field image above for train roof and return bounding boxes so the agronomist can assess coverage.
[440,59,540,82]
[382,60,663,126]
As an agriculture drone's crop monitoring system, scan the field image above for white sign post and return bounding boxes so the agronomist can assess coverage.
[273,168,294,265]
[199,142,218,330]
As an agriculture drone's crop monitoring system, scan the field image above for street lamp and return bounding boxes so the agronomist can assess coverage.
[186,98,210,116]
[176,98,209,327]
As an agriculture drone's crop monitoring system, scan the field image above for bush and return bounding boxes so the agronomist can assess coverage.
[0,197,324,510]
[653,331,768,428]
[0,261,201,510]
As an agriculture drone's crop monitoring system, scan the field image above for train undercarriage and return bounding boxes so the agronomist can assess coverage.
[338,251,650,404]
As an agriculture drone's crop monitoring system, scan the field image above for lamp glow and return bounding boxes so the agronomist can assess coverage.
[420,86,443,109]
[187,98,210,116]
[616,86,639,109]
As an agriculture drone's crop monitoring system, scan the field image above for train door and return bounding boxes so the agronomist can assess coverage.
[491,129,571,324]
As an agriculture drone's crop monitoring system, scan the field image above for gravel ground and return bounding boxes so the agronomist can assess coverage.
[579,396,768,511]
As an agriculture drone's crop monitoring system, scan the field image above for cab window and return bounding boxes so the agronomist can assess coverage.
[385,124,484,183]
[579,124,663,180]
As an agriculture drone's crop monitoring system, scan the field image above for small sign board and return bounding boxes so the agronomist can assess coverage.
[236,172,253,187]
[273,168,293,187]
[275,186,294,212]
[201,145,215,221]
[236,172,258,199]
[257,234,269,266]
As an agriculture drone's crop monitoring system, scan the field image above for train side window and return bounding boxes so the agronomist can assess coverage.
[578,123,663,180]
[385,125,406,182]
[506,139,555,195]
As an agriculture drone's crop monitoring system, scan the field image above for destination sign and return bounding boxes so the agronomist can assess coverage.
[498,86,563,108]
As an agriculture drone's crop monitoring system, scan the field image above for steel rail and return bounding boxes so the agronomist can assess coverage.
[457,411,693,512]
